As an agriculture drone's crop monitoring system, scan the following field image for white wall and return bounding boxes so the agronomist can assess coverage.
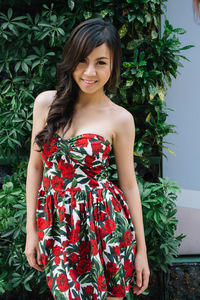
[161,0,200,254]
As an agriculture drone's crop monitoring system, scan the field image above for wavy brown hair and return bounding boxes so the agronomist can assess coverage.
[34,17,122,151]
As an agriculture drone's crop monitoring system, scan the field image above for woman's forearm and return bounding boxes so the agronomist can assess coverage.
[121,184,147,253]
[26,162,43,232]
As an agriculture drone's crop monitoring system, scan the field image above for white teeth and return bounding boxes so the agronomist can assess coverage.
[83,80,96,83]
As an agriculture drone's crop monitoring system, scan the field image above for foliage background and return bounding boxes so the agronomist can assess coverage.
[0,0,190,298]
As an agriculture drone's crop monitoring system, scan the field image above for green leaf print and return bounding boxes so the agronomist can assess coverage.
[55,290,67,300]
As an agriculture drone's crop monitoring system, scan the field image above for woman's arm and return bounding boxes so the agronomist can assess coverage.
[26,92,48,232]
[25,91,55,271]
[112,108,150,295]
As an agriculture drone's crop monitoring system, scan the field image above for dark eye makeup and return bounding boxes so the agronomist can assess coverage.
[79,59,106,65]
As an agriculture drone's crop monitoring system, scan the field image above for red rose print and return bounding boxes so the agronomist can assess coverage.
[106,261,118,276]
[88,178,99,188]
[93,207,106,221]
[37,193,43,210]
[56,273,69,292]
[111,284,125,297]
[122,204,130,219]
[75,281,80,291]
[101,240,106,250]
[97,189,103,201]
[124,259,134,277]
[46,276,53,290]
[80,203,86,216]
[90,220,95,232]
[63,250,67,263]
[133,243,137,255]
[111,197,121,212]
[53,192,58,208]
[51,176,64,191]
[43,176,49,191]
[69,253,79,263]
[87,191,93,208]
[37,218,47,230]
[58,206,65,222]
[62,240,69,248]
[97,274,107,291]
[66,214,74,226]
[69,269,78,281]
[102,145,111,159]
[68,228,79,244]
[104,218,116,234]
[49,136,58,145]
[46,210,53,227]
[95,227,106,240]
[76,220,81,229]
[41,152,53,167]
[79,241,90,256]
[71,197,76,209]
[75,138,89,148]
[99,248,104,265]
[38,230,44,241]
[113,246,120,256]
[41,253,50,267]
[104,201,111,216]
[90,238,98,256]
[91,142,103,154]
[45,195,52,211]
[58,162,76,179]
[52,245,61,256]
[85,155,95,165]
[77,257,92,275]
[54,256,60,265]
[43,143,58,157]
[45,238,54,248]
[124,230,133,246]
[84,285,94,295]
[119,240,128,248]
[92,294,97,300]
[66,186,81,198]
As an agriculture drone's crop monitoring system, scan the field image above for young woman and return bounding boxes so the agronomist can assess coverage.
[25,18,150,300]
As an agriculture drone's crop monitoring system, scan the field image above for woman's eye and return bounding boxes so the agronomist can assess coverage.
[97,61,106,65]
[79,58,86,63]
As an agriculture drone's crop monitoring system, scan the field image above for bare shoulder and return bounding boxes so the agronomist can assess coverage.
[109,102,135,138]
[34,90,56,108]
[34,90,57,122]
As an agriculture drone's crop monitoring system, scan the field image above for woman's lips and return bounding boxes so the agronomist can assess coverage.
[81,79,98,86]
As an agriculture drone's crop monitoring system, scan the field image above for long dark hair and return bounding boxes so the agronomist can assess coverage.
[34,17,122,150]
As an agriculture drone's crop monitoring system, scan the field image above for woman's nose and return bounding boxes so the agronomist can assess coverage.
[84,64,96,76]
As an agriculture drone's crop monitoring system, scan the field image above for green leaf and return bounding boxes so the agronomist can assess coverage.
[151,30,158,39]
[68,0,75,10]
[173,28,186,34]
[22,62,29,73]
[8,8,13,19]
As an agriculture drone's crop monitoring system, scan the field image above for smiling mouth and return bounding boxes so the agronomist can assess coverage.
[81,79,98,84]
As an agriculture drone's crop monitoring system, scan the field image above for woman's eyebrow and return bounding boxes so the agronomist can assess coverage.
[96,57,109,60]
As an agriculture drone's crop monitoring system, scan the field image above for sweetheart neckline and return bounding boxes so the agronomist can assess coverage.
[54,132,112,147]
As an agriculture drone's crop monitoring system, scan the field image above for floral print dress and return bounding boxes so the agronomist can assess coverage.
[36,133,137,300]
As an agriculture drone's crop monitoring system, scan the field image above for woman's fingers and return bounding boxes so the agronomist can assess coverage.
[37,247,43,268]
[25,249,43,272]
[134,269,150,296]
[136,269,142,288]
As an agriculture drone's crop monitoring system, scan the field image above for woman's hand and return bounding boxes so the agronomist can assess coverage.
[24,230,43,272]
[133,250,150,296]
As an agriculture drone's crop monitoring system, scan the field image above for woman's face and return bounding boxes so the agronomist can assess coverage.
[72,43,112,95]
